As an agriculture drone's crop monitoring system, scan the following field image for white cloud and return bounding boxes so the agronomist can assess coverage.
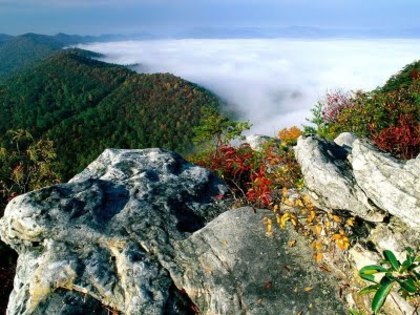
[79,39,420,136]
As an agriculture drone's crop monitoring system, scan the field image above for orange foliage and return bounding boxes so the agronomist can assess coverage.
[278,126,303,144]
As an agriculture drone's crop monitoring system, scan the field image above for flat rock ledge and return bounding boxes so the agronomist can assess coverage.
[0,148,345,315]
[295,135,420,229]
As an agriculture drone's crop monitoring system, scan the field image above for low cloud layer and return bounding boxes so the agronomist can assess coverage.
[80,39,420,135]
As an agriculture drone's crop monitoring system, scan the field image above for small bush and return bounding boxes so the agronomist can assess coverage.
[278,126,303,145]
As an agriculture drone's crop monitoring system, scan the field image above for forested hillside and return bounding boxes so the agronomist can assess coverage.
[380,60,420,92]
[0,34,13,44]
[0,49,221,179]
[0,33,65,77]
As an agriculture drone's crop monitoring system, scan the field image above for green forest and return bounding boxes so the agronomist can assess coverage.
[0,49,221,180]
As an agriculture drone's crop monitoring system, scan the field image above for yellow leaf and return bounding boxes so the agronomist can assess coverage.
[278,213,290,229]
[276,214,282,226]
[302,194,312,206]
[313,225,322,235]
[294,199,304,208]
[332,233,350,250]
[314,252,323,263]
[288,239,297,248]
[346,217,355,227]
[304,287,313,292]
[264,217,273,237]
[290,214,298,227]
[306,211,316,224]
[312,241,323,251]
[332,215,342,223]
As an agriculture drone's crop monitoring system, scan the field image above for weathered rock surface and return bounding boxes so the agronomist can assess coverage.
[170,207,345,315]
[294,136,384,222]
[0,148,346,315]
[352,139,420,228]
[294,134,420,229]
[0,149,228,315]
[333,132,357,150]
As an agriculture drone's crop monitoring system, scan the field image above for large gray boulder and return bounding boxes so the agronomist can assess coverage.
[294,136,384,222]
[0,148,346,315]
[0,149,228,315]
[294,135,420,229]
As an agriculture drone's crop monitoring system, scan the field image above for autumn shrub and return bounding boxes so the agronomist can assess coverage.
[190,140,302,208]
[321,90,354,124]
[307,64,420,159]
[372,114,420,160]
[278,126,303,145]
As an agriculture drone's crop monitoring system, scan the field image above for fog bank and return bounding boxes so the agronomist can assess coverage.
[79,39,420,135]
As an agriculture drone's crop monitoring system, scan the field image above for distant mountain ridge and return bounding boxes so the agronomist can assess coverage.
[0,48,221,179]
[0,32,156,78]
[176,26,420,39]
[0,33,13,43]
[0,33,65,78]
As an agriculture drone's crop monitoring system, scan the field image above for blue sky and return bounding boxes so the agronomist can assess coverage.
[1,0,419,35]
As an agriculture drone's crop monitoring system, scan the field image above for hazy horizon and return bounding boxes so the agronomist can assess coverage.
[1,0,419,36]
[79,38,420,136]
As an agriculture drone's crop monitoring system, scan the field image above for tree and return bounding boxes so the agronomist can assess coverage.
[192,107,251,148]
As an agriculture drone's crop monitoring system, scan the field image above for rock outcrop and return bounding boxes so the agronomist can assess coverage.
[0,148,345,315]
[1,136,419,315]
[294,134,420,315]
[294,136,385,222]
[352,139,420,228]
[333,132,357,151]
[0,149,228,315]
[294,135,420,229]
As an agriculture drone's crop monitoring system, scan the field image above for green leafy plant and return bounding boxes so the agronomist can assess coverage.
[303,101,330,138]
[359,248,420,314]
[192,106,252,149]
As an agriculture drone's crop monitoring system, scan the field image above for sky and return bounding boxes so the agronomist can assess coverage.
[79,38,420,135]
[1,0,420,36]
